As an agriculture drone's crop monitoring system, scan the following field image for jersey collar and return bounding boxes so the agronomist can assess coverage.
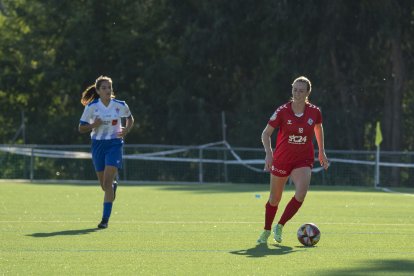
[98,98,113,109]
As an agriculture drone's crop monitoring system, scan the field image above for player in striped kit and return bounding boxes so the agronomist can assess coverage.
[79,76,134,229]
[257,76,329,244]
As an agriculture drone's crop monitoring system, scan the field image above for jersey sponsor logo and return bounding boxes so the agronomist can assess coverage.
[287,120,292,125]
[100,114,113,125]
[289,135,307,144]
[271,166,287,175]
[308,118,314,125]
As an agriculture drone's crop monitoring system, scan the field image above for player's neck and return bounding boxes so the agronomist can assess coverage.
[291,101,306,114]
[100,98,111,107]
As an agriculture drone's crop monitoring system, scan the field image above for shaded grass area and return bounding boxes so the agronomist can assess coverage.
[0,182,413,275]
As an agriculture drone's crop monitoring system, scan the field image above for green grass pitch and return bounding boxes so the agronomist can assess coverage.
[0,181,413,275]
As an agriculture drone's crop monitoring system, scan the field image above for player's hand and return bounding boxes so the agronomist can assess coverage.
[319,151,329,170]
[92,118,102,128]
[264,153,273,172]
[117,127,129,138]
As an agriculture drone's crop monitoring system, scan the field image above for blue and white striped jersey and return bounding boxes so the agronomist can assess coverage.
[79,98,132,140]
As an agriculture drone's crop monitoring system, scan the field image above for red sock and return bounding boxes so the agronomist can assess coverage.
[278,197,303,226]
[264,201,278,230]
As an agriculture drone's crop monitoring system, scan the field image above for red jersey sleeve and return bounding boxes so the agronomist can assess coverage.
[315,106,322,124]
[267,104,288,128]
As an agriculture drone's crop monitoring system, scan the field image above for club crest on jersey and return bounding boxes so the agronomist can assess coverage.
[308,118,314,125]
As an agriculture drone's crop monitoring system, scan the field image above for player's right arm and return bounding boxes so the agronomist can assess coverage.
[78,118,102,133]
[262,124,275,171]
[78,105,103,134]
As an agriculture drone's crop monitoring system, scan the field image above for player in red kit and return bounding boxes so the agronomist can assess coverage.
[257,76,329,244]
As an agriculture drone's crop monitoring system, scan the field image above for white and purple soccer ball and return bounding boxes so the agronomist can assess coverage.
[297,223,321,246]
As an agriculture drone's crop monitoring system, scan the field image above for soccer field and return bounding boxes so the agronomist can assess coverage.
[0,181,413,275]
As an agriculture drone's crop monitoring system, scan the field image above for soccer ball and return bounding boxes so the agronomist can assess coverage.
[297,223,321,246]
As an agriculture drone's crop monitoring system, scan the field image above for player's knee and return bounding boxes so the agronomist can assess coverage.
[103,182,113,191]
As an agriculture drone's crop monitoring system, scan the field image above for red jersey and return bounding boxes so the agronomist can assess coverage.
[268,102,322,164]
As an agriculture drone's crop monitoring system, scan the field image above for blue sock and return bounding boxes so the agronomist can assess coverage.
[102,202,113,221]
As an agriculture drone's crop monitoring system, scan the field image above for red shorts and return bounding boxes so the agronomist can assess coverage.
[270,159,314,177]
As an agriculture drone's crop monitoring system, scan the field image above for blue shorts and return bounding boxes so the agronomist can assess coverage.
[91,139,123,172]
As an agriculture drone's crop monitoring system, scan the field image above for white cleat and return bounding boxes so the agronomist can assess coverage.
[257,230,271,244]
[274,224,283,243]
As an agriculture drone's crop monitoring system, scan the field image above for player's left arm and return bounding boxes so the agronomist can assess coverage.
[314,123,329,170]
[118,115,134,138]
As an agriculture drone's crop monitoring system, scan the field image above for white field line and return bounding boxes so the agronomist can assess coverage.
[1,220,414,226]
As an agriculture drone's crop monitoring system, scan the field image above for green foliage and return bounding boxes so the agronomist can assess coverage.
[0,1,414,150]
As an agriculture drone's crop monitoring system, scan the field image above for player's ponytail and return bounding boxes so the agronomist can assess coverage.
[81,84,99,106]
[80,76,115,106]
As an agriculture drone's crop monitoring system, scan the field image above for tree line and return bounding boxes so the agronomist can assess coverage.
[0,0,413,151]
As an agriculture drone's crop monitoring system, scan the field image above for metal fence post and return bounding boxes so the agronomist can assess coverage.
[30,147,34,182]
[198,148,203,183]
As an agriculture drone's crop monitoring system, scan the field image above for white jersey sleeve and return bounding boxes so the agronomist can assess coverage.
[79,103,96,125]
[120,102,132,118]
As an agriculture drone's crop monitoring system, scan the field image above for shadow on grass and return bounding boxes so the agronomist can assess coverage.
[319,259,414,275]
[229,243,296,258]
[25,181,271,193]
[27,228,99,237]
[14,180,412,195]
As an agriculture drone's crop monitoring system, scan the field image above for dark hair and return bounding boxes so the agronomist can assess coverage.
[80,76,114,106]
